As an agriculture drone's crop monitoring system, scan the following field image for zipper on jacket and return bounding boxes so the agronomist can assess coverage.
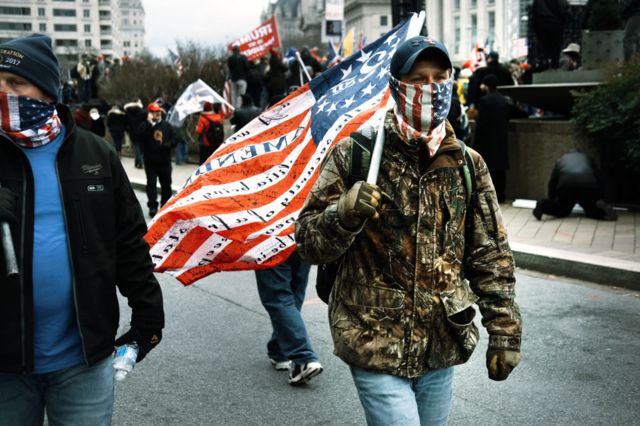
[55,163,89,364]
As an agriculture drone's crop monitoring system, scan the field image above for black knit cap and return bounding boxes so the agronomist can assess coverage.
[0,33,60,103]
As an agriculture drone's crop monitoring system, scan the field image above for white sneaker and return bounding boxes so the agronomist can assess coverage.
[288,361,323,385]
[270,358,291,371]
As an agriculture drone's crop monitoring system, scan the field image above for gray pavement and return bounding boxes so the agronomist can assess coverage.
[121,155,640,291]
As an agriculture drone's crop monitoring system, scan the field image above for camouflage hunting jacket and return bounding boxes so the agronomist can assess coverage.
[295,111,522,378]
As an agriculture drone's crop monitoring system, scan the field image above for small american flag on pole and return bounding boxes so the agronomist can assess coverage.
[168,49,184,76]
[221,79,233,116]
[145,14,424,285]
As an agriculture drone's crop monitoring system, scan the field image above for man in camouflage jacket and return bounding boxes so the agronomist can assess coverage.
[295,36,522,425]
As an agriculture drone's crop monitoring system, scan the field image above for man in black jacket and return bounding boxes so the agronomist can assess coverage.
[531,0,571,69]
[0,34,163,425]
[227,45,251,108]
[136,102,176,217]
[473,74,510,202]
[533,149,617,221]
[467,51,513,108]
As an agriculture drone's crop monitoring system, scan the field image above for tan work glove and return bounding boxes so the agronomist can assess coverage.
[486,349,521,381]
[336,181,381,230]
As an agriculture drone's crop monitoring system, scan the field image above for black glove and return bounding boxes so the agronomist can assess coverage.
[0,187,18,224]
[486,349,521,381]
[337,181,381,230]
[115,327,162,362]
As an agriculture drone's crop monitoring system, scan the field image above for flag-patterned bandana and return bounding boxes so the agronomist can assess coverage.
[0,92,61,148]
[389,75,453,156]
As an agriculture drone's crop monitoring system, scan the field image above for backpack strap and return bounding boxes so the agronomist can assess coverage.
[457,139,476,207]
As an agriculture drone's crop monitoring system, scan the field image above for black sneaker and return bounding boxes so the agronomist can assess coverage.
[532,201,543,221]
[596,200,618,221]
[288,361,323,385]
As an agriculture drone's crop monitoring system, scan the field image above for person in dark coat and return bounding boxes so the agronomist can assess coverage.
[531,0,571,69]
[136,102,175,217]
[106,105,127,158]
[533,149,617,221]
[231,94,262,131]
[466,51,513,107]
[472,74,510,203]
[227,45,251,108]
[266,49,288,101]
[124,99,147,168]
[446,82,470,142]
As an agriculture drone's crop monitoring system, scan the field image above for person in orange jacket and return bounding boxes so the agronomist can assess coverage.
[195,102,229,164]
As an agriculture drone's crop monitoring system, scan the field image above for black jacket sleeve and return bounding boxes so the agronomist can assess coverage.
[111,153,164,329]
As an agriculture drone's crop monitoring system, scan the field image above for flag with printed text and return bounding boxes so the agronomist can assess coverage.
[145,14,424,285]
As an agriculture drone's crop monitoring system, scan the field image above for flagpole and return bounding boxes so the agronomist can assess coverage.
[367,11,423,185]
[295,51,312,83]
[366,98,394,185]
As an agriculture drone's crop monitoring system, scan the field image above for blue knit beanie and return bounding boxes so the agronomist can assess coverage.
[0,33,60,103]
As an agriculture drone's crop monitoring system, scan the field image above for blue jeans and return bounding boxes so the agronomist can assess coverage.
[254,251,318,365]
[350,366,454,426]
[175,138,188,164]
[133,141,144,166]
[0,355,114,426]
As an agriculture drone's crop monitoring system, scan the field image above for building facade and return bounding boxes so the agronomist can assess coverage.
[344,0,393,45]
[0,0,144,63]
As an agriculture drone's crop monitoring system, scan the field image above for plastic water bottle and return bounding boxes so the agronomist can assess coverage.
[113,342,139,381]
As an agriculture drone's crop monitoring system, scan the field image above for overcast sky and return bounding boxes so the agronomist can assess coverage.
[141,0,268,57]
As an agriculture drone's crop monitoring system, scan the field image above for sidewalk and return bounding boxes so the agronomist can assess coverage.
[121,156,640,291]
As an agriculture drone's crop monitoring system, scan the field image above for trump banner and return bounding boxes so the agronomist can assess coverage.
[228,16,281,61]
[146,13,425,285]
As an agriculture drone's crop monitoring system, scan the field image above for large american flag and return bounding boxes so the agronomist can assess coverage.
[144,14,423,285]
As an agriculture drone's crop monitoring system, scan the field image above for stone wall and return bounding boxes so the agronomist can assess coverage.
[503,119,598,200]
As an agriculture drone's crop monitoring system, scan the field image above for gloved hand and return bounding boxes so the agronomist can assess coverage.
[0,187,18,223]
[486,349,521,381]
[115,327,162,363]
[337,181,381,230]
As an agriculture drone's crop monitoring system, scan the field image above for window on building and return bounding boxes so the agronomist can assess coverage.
[85,39,91,47]
[134,42,138,47]
[54,24,77,31]
[123,18,128,25]
[99,10,110,20]
[133,20,137,25]
[471,0,477,7]
[53,0,75,2]
[101,39,112,47]
[0,22,32,31]
[55,39,78,47]
[471,14,477,43]
[53,9,76,17]
[488,0,495,4]
[0,7,31,15]
[380,15,388,26]
[454,16,460,54]
[84,24,90,32]
[38,8,45,16]
[488,11,495,41]
[83,9,90,17]
[39,23,46,32]
[454,0,460,10]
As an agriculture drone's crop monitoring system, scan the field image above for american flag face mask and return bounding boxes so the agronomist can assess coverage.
[389,75,454,156]
[0,92,61,148]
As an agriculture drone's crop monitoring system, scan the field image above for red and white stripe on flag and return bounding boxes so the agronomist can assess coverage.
[144,86,391,285]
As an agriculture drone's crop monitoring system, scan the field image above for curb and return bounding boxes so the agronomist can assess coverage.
[511,242,640,291]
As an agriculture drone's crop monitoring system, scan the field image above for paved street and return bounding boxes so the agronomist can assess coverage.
[110,191,640,425]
